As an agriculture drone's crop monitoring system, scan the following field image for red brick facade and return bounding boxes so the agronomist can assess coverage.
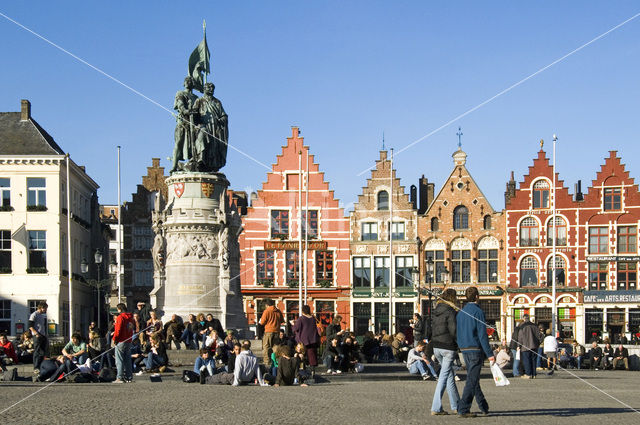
[239,127,350,335]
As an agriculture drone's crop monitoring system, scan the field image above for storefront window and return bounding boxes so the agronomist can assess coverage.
[353,302,371,336]
[395,302,414,337]
[536,307,552,332]
[585,309,604,343]
[607,309,625,344]
[374,302,389,334]
[629,309,640,344]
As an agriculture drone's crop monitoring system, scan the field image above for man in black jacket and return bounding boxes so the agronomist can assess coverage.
[588,341,603,370]
[612,344,629,370]
[517,314,539,379]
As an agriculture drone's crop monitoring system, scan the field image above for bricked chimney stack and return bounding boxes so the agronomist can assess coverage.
[410,184,417,209]
[379,150,387,161]
[418,175,431,214]
[504,170,516,206]
[20,99,31,121]
[575,180,584,202]
[152,158,160,167]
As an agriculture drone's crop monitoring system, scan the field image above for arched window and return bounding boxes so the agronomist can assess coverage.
[431,217,439,231]
[547,216,567,246]
[519,217,539,247]
[532,180,550,209]
[546,256,566,286]
[377,191,389,211]
[520,256,539,287]
[453,206,469,230]
[483,215,492,230]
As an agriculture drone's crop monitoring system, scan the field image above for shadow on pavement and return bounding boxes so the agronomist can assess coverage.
[489,407,640,417]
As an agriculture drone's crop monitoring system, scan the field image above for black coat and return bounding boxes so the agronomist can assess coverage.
[430,302,457,351]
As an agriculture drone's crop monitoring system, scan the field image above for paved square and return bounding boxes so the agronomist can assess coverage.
[0,369,638,424]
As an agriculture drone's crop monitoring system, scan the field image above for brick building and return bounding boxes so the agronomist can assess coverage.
[239,128,350,335]
[418,148,506,339]
[580,151,640,344]
[350,150,420,335]
[100,158,167,310]
[504,146,582,342]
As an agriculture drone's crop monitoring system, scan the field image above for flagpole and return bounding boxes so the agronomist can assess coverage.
[298,150,303,313]
[389,148,394,334]
[304,149,309,304]
[66,154,73,337]
[117,146,122,303]
[203,19,207,86]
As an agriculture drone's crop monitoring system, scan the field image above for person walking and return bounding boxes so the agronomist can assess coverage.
[259,299,284,368]
[509,321,521,377]
[430,288,461,416]
[28,301,48,374]
[113,303,135,383]
[456,287,495,418]
[293,304,321,378]
[517,314,540,379]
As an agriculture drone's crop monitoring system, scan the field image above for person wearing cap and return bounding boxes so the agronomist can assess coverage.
[135,301,152,325]
[517,313,540,379]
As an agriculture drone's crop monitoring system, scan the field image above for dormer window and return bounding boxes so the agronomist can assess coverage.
[603,187,621,211]
[532,180,549,209]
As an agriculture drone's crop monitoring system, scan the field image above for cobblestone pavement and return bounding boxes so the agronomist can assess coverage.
[0,369,638,424]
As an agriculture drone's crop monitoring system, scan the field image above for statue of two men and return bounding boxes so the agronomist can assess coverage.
[171,77,228,173]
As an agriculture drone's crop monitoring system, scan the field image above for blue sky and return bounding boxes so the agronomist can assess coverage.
[1,2,640,212]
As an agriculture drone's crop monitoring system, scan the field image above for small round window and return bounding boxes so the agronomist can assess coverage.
[456,182,464,190]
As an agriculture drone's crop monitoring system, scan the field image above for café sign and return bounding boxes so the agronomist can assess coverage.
[587,255,640,262]
[264,240,328,250]
[583,290,640,303]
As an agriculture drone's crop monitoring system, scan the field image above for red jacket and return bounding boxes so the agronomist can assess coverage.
[0,340,18,363]
[113,312,135,344]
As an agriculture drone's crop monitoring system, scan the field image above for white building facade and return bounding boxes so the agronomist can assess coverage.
[0,100,104,338]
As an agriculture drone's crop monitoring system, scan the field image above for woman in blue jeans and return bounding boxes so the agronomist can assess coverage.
[430,289,461,415]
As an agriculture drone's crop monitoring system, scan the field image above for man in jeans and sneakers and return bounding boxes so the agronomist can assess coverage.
[456,287,495,418]
[29,301,48,376]
[259,299,283,368]
[113,303,135,383]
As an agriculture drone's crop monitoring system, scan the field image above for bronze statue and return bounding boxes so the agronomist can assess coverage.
[193,82,228,172]
[171,77,198,172]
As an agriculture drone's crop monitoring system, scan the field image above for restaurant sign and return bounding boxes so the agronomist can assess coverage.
[583,290,640,303]
[587,255,640,262]
[264,240,328,250]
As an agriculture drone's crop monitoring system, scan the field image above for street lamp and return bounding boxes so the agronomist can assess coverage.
[426,258,434,331]
[81,250,105,331]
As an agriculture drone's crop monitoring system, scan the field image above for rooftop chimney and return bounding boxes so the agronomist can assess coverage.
[575,180,584,202]
[20,99,31,121]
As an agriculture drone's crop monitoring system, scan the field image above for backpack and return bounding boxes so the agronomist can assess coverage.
[1,368,18,382]
[73,373,96,383]
[182,369,199,383]
[98,367,116,382]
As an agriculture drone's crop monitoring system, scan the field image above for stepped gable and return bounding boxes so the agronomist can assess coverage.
[355,150,414,211]
[249,127,341,212]
[505,148,575,210]
[582,150,640,224]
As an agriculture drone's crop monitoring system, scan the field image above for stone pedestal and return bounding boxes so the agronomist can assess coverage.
[151,172,246,330]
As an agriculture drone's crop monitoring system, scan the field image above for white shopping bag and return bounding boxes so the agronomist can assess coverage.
[490,362,510,387]
[515,349,520,361]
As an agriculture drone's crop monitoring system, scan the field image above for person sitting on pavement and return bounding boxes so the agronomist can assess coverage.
[362,331,379,363]
[270,344,281,376]
[226,342,241,373]
[340,336,360,372]
[391,332,410,363]
[202,313,225,349]
[324,336,344,374]
[274,345,308,387]
[570,340,585,369]
[164,314,184,350]
[407,340,436,380]
[543,330,558,375]
[205,329,224,362]
[588,341,603,370]
[0,333,18,370]
[205,340,266,386]
[378,334,395,363]
[613,344,629,370]
[138,333,168,374]
[601,342,614,369]
[278,329,295,351]
[495,345,511,370]
[194,348,216,378]
[62,332,88,365]
[131,332,149,372]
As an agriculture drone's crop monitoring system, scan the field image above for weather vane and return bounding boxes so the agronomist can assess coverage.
[456,127,463,149]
